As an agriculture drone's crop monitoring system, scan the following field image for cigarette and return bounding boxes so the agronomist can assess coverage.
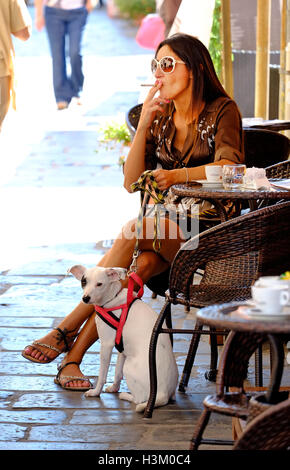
[140,83,155,87]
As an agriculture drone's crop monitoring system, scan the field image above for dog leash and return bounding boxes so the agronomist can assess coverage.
[94,272,144,352]
[129,170,166,273]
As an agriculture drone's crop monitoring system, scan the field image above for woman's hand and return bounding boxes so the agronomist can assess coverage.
[152,169,178,191]
[138,81,170,131]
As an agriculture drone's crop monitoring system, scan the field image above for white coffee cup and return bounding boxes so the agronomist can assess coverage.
[254,276,290,294]
[251,285,289,314]
[205,166,222,182]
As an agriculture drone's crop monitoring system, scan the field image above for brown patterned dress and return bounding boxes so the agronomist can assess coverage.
[145,96,244,171]
[142,96,245,235]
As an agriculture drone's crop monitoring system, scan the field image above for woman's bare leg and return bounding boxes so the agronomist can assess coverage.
[56,313,98,388]
[24,215,183,387]
[23,302,95,362]
[100,215,183,268]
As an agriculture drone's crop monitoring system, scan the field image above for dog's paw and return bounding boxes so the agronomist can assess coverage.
[85,389,100,398]
[105,384,120,393]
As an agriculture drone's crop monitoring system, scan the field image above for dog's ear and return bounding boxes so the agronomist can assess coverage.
[68,265,86,281]
[105,267,127,282]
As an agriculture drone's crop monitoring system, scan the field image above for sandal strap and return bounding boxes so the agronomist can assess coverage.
[32,341,62,355]
[55,361,91,387]
[53,327,78,352]
[55,361,80,380]
[59,375,89,382]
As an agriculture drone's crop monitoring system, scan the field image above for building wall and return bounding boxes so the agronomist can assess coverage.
[231,0,280,118]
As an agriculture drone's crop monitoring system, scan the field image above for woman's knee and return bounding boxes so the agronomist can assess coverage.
[136,251,169,281]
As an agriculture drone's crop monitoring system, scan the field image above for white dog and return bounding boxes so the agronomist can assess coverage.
[69,265,178,413]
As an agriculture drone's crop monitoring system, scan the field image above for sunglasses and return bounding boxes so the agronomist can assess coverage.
[151,56,186,74]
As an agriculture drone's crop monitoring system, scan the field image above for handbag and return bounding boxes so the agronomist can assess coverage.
[136,14,165,50]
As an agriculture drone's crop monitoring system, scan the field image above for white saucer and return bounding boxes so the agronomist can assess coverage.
[241,304,289,317]
[196,180,223,187]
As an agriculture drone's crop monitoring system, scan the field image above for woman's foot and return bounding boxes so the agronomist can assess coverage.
[22,327,78,364]
[57,101,69,110]
[54,361,92,391]
[71,96,82,106]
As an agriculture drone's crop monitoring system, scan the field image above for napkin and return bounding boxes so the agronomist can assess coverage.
[243,167,271,190]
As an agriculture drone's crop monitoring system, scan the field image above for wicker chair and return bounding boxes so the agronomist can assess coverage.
[143,200,290,419]
[233,397,290,450]
[266,159,290,179]
[125,103,143,140]
[190,330,289,449]
[243,128,290,167]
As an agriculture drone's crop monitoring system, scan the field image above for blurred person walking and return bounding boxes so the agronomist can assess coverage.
[34,1,94,110]
[0,0,31,131]
[156,0,181,37]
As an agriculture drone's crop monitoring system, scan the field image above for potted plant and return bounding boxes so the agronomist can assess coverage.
[209,0,222,80]
[114,0,155,22]
[97,120,131,167]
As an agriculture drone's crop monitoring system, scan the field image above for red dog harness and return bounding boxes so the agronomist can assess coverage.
[94,272,144,353]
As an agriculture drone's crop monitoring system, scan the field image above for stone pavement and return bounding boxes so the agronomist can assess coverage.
[0,4,289,457]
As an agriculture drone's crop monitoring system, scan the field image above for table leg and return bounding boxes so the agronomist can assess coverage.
[249,200,258,211]
[265,334,285,403]
[202,198,229,222]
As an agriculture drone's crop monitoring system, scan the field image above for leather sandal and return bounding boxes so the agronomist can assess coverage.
[21,327,78,364]
[54,361,92,391]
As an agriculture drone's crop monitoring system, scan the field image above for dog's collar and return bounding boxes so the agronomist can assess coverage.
[95,272,144,352]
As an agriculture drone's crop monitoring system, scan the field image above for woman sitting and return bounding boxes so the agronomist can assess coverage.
[22,33,244,390]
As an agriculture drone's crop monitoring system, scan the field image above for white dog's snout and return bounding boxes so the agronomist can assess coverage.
[82,295,91,304]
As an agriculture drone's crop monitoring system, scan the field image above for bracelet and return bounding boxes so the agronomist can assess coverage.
[184,167,189,183]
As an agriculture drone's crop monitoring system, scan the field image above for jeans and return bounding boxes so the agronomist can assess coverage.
[44,6,88,104]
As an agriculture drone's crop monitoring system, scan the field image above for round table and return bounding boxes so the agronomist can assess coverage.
[197,301,290,403]
[171,181,290,221]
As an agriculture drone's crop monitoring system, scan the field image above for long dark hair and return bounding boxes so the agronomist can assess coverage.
[156,33,230,111]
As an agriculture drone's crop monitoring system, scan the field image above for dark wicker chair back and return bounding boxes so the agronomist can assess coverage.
[233,397,290,450]
[266,159,290,179]
[125,103,143,140]
[243,128,290,168]
[168,200,290,308]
